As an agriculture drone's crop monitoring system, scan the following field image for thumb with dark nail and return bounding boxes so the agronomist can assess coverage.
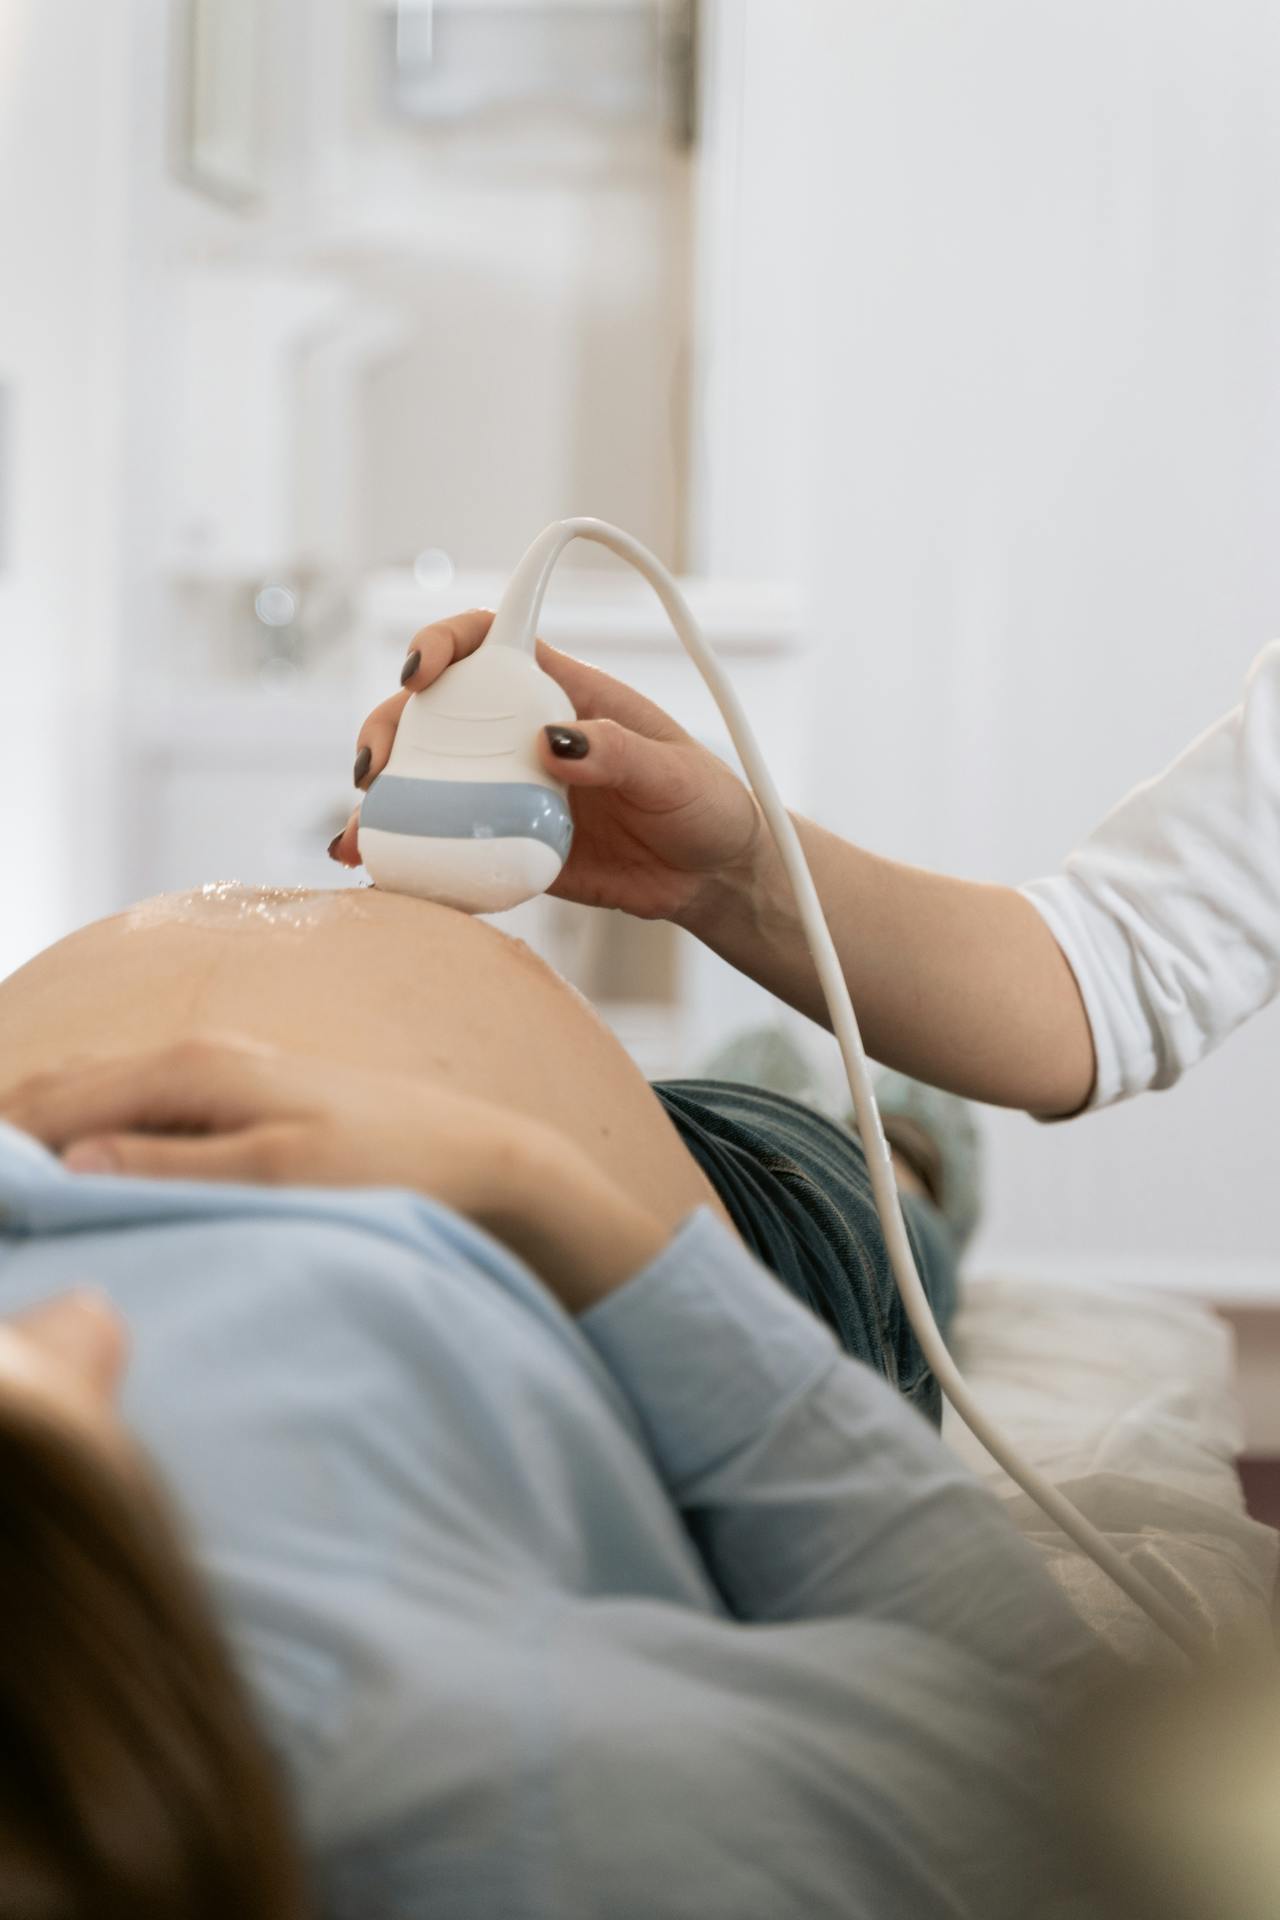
[546,727,589,760]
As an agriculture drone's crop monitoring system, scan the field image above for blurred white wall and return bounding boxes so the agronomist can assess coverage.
[701,0,1280,1288]
[0,0,131,974]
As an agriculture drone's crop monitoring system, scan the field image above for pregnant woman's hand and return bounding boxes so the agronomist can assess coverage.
[329,609,764,923]
[1,1037,668,1312]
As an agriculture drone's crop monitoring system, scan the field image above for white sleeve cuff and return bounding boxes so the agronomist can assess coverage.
[1019,873,1135,1114]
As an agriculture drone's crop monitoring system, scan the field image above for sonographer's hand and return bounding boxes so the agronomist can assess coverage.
[328,610,764,922]
[3,1036,668,1311]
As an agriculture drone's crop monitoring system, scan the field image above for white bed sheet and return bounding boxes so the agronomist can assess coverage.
[943,1274,1278,1659]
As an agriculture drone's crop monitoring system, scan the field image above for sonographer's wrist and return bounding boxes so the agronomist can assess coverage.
[673,821,791,952]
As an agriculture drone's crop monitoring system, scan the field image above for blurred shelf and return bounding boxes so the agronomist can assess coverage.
[131,574,810,779]
[360,568,806,656]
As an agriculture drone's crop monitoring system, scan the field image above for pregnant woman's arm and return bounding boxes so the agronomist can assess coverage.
[582,1209,1097,1687]
[2,1038,670,1309]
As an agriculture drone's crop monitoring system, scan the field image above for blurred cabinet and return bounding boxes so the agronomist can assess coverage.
[151,0,699,645]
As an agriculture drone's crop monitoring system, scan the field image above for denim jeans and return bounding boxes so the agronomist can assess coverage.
[652,1080,958,1427]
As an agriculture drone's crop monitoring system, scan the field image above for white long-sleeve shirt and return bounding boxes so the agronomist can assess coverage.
[1022,640,1280,1110]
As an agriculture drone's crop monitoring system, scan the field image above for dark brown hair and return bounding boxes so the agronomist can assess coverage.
[0,1394,309,1919]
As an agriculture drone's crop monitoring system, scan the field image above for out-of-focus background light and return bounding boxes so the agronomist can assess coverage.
[254,584,299,629]
[1067,1660,1280,1920]
[412,547,454,593]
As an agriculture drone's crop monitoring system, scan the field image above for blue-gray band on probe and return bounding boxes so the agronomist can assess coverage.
[360,776,574,860]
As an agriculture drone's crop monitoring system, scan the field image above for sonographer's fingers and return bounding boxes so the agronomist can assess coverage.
[534,641,692,743]
[398,608,495,695]
[352,608,496,791]
[353,691,409,791]
[327,808,362,867]
[537,718,701,813]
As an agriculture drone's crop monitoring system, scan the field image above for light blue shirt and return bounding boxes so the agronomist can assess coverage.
[0,1121,1094,1919]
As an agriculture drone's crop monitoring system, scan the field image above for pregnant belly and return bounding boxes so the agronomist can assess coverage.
[0,884,725,1230]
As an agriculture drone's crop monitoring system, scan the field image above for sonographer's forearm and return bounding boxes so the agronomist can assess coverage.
[679,818,1096,1117]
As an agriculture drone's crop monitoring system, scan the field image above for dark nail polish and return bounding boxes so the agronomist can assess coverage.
[400,649,422,687]
[546,726,589,760]
[353,745,372,787]
[326,833,344,861]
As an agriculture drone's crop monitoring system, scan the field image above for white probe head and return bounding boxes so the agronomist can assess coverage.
[357,640,576,914]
